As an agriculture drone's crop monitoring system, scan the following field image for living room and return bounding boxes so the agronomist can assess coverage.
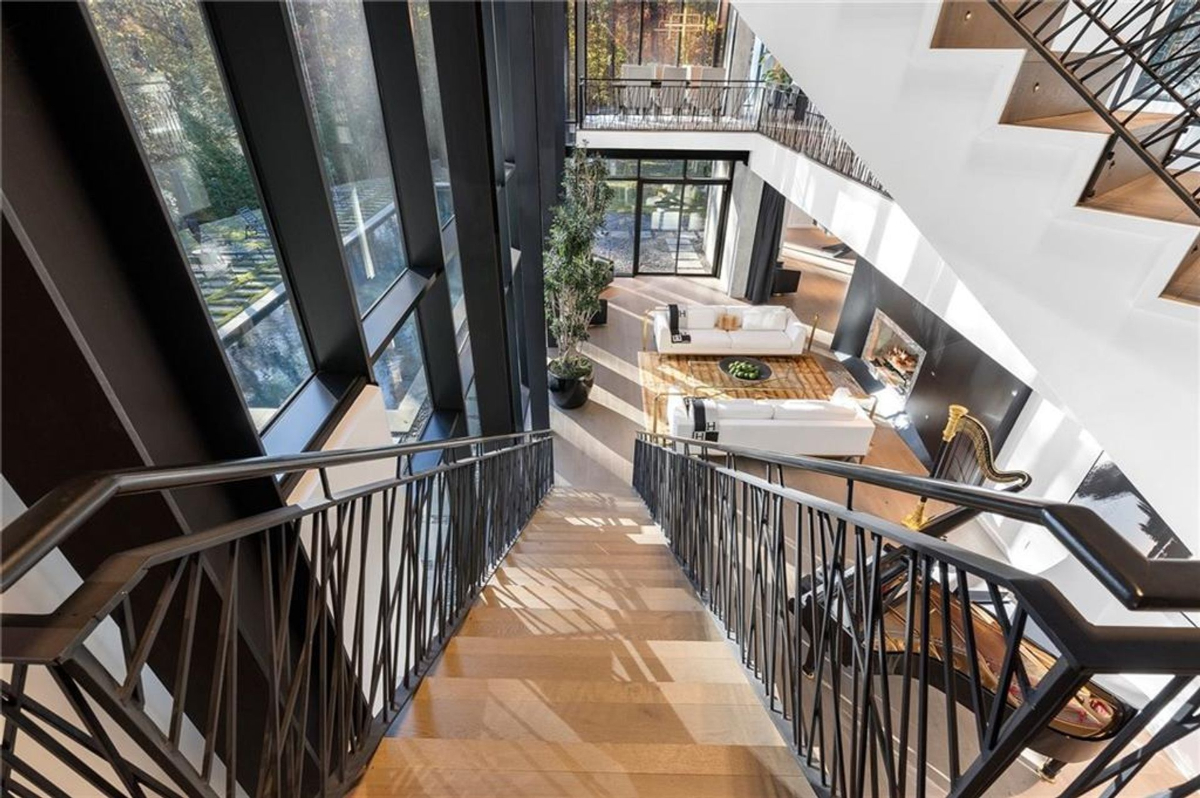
[551,147,1192,633]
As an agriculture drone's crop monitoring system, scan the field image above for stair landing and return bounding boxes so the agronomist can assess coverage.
[351,487,813,797]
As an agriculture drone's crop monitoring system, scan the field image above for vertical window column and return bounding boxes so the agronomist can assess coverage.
[362,0,465,425]
[429,0,519,436]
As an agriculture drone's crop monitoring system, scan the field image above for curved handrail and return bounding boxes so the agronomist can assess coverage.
[638,431,1200,611]
[1,430,550,592]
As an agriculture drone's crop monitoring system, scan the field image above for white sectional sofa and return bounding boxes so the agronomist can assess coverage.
[666,392,876,458]
[650,304,811,355]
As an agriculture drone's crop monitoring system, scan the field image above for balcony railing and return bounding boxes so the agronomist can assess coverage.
[579,78,888,195]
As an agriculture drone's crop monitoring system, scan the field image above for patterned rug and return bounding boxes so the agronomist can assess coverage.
[638,352,857,433]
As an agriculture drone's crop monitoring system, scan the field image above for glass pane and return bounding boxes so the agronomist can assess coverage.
[687,159,731,179]
[679,0,722,66]
[677,184,724,275]
[596,180,637,276]
[446,251,467,338]
[586,0,641,80]
[410,0,455,226]
[638,183,682,274]
[372,315,431,442]
[605,158,639,178]
[87,0,312,428]
[640,159,685,178]
[641,1,679,66]
[290,0,408,316]
[465,378,480,437]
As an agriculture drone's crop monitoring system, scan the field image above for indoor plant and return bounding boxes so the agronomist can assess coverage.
[545,144,613,409]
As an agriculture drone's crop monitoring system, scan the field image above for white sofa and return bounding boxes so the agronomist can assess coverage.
[666,393,876,458]
[650,304,811,355]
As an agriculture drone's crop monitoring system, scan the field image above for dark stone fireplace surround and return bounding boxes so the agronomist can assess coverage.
[832,257,1033,467]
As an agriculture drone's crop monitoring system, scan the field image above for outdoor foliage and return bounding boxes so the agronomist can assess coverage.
[545,146,613,379]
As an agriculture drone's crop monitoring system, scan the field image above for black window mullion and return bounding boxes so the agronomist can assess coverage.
[429,0,517,436]
[363,0,463,415]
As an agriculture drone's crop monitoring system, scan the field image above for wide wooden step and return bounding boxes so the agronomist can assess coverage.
[456,607,727,641]
[1018,110,1176,134]
[1085,171,1200,226]
[352,487,814,797]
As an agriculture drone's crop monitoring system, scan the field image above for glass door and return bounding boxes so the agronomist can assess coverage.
[636,182,682,274]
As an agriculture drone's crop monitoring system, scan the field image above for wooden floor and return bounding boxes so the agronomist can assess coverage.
[352,488,814,797]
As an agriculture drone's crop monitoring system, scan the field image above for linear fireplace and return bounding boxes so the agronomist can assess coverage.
[862,309,926,398]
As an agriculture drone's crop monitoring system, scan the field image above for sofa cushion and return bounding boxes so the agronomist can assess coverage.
[681,305,719,330]
[771,400,859,421]
[729,330,793,351]
[679,329,731,350]
[741,307,790,331]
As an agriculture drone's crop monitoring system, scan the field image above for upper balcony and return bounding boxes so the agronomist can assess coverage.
[577,75,887,195]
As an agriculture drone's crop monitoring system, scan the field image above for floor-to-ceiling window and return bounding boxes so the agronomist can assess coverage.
[582,0,729,79]
[88,0,314,429]
[289,0,410,316]
[594,155,732,277]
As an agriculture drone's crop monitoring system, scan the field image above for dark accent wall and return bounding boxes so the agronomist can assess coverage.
[832,257,1032,462]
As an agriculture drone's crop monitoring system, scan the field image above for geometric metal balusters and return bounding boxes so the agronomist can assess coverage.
[0,434,553,797]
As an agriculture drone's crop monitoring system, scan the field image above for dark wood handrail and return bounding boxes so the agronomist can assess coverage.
[639,431,1200,611]
[0,430,550,592]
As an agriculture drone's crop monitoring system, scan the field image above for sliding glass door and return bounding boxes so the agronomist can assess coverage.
[637,182,682,273]
[594,156,732,277]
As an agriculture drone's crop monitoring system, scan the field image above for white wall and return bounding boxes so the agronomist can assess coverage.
[286,385,412,715]
[733,0,1200,550]
[718,160,764,298]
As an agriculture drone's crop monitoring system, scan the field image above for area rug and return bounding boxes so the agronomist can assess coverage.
[637,352,857,433]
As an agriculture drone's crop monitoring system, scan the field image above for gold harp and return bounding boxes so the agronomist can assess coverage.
[903,404,1032,532]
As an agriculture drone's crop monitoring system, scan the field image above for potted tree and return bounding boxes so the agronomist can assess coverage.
[545,145,613,409]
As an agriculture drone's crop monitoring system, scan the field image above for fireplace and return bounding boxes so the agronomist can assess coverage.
[862,310,926,398]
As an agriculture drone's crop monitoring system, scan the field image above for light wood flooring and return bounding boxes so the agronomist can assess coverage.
[351,488,814,797]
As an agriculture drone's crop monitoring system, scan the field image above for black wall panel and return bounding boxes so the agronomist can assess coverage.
[832,257,1032,461]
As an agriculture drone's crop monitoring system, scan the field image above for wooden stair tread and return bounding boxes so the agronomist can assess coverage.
[1085,172,1200,226]
[351,769,812,797]
[1164,239,1200,306]
[491,566,691,589]
[1018,109,1176,134]
[361,739,803,776]
[477,584,700,611]
[456,607,727,641]
[353,487,814,797]
[410,678,765,706]
[391,698,783,745]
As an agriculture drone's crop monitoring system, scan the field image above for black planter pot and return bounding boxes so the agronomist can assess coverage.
[548,370,594,409]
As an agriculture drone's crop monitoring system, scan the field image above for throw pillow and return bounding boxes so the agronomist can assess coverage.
[742,307,789,331]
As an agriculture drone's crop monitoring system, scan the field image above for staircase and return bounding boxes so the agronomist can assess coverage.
[352,487,813,797]
[4,432,1199,796]
[733,0,1200,544]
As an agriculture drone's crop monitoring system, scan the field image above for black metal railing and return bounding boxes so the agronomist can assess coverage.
[989,0,1200,218]
[633,431,1200,798]
[579,78,889,195]
[0,431,553,797]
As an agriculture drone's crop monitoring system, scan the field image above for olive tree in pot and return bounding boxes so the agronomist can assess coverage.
[545,145,613,409]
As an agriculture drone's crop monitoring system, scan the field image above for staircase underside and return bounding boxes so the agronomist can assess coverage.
[350,488,813,797]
